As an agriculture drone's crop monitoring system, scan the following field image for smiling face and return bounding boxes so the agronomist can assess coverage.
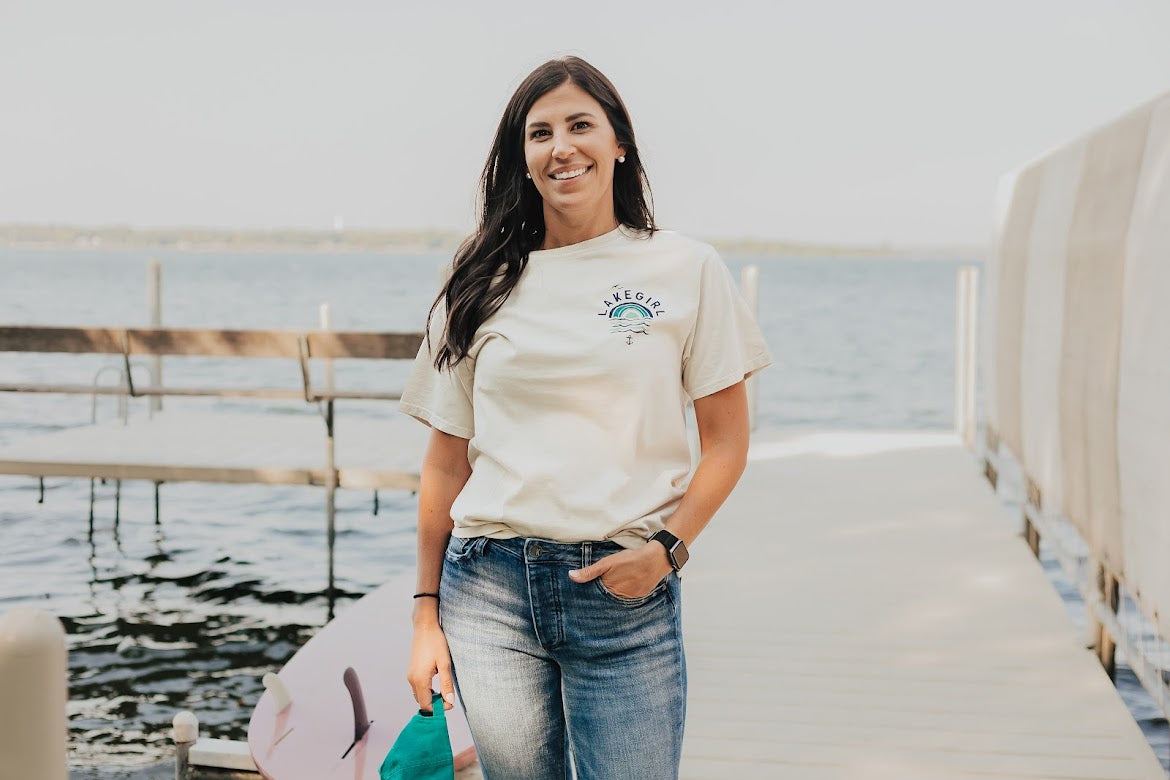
[523,81,626,232]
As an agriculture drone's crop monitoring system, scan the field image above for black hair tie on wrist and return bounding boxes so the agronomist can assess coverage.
[413,592,440,601]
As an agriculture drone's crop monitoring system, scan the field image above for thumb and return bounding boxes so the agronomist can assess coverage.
[438,661,456,710]
[568,560,607,583]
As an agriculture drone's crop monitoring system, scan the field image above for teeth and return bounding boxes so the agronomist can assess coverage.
[551,167,589,180]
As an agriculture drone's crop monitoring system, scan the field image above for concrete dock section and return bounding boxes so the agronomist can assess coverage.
[681,429,1164,779]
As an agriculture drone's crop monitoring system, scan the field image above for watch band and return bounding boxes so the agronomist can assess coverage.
[649,529,690,571]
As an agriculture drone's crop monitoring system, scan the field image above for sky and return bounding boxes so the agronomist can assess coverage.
[1,0,1168,247]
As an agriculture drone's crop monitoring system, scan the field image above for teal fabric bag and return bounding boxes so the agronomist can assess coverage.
[379,693,454,780]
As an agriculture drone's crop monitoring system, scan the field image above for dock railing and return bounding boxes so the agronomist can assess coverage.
[0,324,423,602]
[981,89,1170,719]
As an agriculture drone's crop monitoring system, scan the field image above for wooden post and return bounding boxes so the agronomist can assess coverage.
[1023,476,1041,559]
[982,426,1000,490]
[1022,520,1040,558]
[1097,564,1121,680]
[983,460,998,490]
[148,259,162,414]
[320,302,338,618]
[740,265,760,431]
[325,399,337,618]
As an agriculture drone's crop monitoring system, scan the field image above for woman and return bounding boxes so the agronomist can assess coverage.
[399,56,772,780]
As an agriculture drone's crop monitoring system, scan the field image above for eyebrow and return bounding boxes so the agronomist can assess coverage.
[525,112,598,131]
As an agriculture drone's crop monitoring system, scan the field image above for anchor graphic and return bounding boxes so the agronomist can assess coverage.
[626,335,633,346]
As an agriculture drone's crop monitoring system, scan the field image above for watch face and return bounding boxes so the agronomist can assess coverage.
[671,540,690,570]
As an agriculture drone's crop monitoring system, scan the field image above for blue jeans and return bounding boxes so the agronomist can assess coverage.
[439,535,686,780]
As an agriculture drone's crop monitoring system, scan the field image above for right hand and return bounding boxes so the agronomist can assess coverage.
[407,621,456,713]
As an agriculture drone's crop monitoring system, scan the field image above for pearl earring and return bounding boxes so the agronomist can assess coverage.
[525,172,531,179]
[617,156,626,163]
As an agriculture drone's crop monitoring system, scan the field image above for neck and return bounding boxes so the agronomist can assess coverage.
[540,208,619,250]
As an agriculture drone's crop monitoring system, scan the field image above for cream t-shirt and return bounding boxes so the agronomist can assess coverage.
[399,226,773,548]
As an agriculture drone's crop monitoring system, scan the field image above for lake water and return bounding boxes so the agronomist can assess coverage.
[0,246,1164,775]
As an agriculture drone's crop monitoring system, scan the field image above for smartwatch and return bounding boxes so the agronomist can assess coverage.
[649,529,690,571]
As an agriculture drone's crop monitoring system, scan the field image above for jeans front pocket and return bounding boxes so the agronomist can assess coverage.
[593,574,670,608]
[444,535,484,564]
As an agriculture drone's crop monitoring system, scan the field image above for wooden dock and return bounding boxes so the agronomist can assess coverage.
[680,429,1164,779]
[0,410,429,490]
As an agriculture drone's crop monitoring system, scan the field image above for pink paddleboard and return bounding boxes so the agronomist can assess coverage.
[247,576,476,778]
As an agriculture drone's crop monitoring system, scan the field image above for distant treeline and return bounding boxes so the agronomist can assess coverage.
[0,224,464,253]
[0,223,982,260]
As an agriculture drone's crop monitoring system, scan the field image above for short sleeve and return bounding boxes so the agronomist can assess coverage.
[682,250,774,400]
[399,301,475,439]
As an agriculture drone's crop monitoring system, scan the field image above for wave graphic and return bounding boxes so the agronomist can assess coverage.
[610,319,650,334]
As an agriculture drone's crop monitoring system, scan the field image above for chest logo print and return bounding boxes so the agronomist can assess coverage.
[597,286,666,346]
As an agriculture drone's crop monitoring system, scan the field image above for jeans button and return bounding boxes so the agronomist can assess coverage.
[529,543,544,559]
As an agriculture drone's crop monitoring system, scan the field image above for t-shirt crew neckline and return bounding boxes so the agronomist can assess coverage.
[528,225,633,259]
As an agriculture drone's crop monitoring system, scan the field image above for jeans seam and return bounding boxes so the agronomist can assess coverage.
[551,566,565,646]
[491,539,524,560]
[674,574,686,760]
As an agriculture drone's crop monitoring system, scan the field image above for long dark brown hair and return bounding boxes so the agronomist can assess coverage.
[428,56,656,369]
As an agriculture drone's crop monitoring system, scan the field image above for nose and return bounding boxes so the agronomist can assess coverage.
[552,133,576,160]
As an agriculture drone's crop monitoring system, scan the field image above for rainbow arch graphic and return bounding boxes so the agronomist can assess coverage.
[610,302,653,319]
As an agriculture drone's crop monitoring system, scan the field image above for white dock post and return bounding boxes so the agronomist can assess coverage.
[149,258,163,413]
[740,265,761,431]
[173,710,198,780]
[954,266,978,449]
[319,303,334,394]
[0,608,67,780]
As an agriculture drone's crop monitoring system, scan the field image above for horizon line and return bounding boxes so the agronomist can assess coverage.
[0,222,987,257]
